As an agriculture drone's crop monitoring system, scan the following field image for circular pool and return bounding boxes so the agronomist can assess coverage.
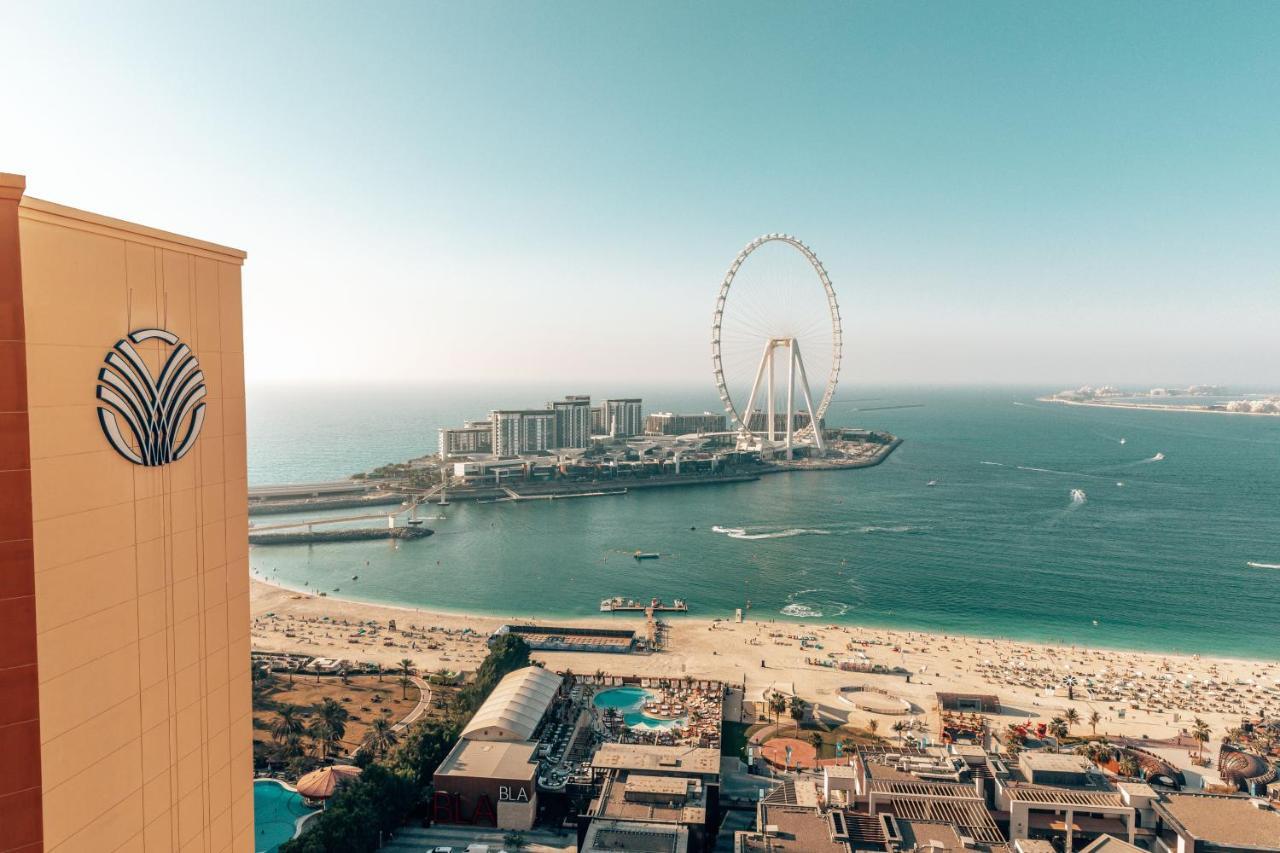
[594,686,687,730]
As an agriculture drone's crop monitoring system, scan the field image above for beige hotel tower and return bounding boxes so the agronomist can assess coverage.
[1,174,252,851]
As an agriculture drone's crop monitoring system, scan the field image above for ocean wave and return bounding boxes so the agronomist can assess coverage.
[1247,561,1280,570]
[711,525,831,540]
[780,603,822,617]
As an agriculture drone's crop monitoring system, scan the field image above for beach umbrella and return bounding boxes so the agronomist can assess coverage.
[295,765,362,800]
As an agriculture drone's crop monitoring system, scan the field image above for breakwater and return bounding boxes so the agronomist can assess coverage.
[248,493,403,516]
[248,526,432,545]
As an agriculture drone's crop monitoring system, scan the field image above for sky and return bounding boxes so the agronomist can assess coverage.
[3,1,1279,390]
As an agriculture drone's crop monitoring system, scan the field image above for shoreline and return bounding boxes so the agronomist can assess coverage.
[1038,396,1280,417]
[250,577,1280,744]
[249,574,1279,669]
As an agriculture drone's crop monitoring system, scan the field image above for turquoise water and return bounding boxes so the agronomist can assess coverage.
[594,686,685,729]
[253,780,314,853]
[247,386,1280,660]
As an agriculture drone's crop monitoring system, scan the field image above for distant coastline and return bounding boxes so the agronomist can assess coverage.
[1038,396,1280,417]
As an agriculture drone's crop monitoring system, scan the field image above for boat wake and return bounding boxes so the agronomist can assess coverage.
[856,525,916,534]
[1070,488,1087,505]
[781,588,851,618]
[1247,561,1280,570]
[711,525,831,540]
[979,461,1005,467]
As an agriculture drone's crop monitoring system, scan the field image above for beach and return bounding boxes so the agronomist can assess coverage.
[251,577,1280,744]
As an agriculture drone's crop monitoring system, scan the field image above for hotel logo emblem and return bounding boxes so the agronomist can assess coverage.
[96,328,208,466]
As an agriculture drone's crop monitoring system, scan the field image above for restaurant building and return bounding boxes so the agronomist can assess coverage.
[0,173,251,852]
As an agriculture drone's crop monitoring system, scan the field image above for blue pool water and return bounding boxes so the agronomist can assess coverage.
[254,780,316,853]
[594,686,686,729]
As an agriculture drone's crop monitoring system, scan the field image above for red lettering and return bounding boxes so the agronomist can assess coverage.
[431,791,453,824]
[473,794,496,827]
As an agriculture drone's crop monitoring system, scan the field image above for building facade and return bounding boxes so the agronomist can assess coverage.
[438,425,494,459]
[0,174,252,852]
[551,396,591,449]
[644,412,727,436]
[491,410,555,456]
[604,398,643,437]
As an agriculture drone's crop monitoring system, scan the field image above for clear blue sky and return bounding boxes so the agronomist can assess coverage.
[4,1,1278,388]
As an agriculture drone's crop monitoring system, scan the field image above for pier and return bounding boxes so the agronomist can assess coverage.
[600,597,688,613]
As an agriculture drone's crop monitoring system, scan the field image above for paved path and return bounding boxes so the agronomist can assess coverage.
[394,676,432,732]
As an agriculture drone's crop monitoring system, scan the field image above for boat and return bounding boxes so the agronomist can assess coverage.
[1247,561,1280,570]
[600,596,689,613]
[633,551,660,560]
[926,480,938,487]
[407,518,424,525]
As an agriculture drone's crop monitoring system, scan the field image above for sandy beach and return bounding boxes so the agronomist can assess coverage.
[251,577,1280,746]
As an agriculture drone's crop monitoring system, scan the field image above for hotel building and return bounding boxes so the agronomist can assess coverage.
[491,409,556,456]
[0,174,252,852]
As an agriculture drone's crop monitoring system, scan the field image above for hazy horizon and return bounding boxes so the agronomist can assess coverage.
[5,1,1278,387]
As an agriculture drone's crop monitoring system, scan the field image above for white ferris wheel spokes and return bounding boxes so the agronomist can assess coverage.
[710,234,842,459]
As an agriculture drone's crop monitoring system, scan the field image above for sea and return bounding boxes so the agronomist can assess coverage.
[247,385,1280,660]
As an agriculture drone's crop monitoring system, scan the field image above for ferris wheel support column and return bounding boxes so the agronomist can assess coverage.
[767,344,776,444]
[785,338,796,460]
[739,340,773,449]
[793,340,825,453]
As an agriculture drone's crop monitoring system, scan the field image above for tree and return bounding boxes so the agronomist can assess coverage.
[1117,754,1140,779]
[309,698,349,761]
[788,695,806,736]
[272,705,306,746]
[868,719,879,738]
[280,763,417,853]
[1065,707,1080,733]
[391,720,458,788]
[768,692,787,727]
[503,831,526,852]
[807,731,824,756]
[1192,718,1211,762]
[398,659,415,700]
[892,721,907,744]
[456,635,531,716]
[1048,717,1068,750]
[361,717,399,759]
[1089,710,1101,736]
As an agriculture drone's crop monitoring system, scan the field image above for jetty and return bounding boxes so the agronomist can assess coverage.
[248,526,432,546]
[600,597,688,613]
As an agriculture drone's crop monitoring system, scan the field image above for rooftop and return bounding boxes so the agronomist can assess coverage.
[591,744,721,777]
[1019,752,1093,774]
[583,818,689,853]
[460,665,562,742]
[897,818,966,851]
[1078,835,1145,853]
[739,806,851,853]
[1156,793,1280,850]
[435,739,538,780]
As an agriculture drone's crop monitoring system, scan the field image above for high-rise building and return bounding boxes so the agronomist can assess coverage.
[644,412,727,435]
[491,410,555,456]
[550,396,591,449]
[438,425,494,459]
[0,174,252,852]
[604,398,643,437]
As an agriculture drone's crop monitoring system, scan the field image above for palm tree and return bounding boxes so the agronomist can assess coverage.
[788,695,806,736]
[1047,717,1068,751]
[398,658,415,700]
[433,667,451,686]
[1191,718,1211,762]
[807,731,824,756]
[768,692,787,727]
[1089,710,1101,736]
[271,705,305,746]
[892,721,907,744]
[1065,707,1080,733]
[361,717,399,758]
[308,698,350,761]
[868,719,879,738]
[1117,755,1140,779]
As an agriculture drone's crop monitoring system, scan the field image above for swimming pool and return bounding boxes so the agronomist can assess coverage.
[593,686,687,730]
[254,779,317,853]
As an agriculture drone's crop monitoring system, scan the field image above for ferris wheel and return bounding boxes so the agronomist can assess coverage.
[711,234,842,458]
